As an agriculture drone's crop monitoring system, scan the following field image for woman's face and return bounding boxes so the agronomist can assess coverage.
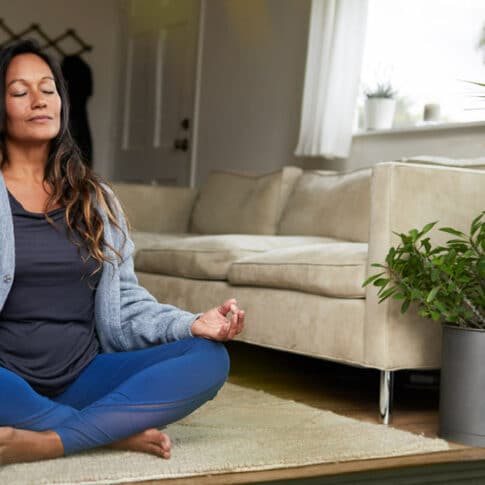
[4,53,61,144]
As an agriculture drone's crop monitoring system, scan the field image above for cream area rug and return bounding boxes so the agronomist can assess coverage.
[1,383,449,485]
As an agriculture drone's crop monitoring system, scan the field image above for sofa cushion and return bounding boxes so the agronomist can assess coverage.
[227,242,368,298]
[112,183,198,233]
[189,166,302,235]
[278,168,371,242]
[134,234,338,280]
[130,231,197,257]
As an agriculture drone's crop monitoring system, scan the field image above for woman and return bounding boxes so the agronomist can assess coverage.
[0,39,245,465]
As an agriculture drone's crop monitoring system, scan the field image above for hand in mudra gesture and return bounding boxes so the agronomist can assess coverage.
[191,298,245,342]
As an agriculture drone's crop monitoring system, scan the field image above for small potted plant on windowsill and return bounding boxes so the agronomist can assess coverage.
[363,82,397,130]
[363,212,485,446]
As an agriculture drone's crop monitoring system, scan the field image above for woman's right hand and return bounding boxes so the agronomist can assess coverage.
[191,298,245,342]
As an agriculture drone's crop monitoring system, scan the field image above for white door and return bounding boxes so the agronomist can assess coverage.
[114,0,200,186]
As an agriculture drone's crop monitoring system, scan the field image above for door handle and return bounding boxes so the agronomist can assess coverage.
[174,138,189,151]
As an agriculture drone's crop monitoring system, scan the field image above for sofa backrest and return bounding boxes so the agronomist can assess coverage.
[399,155,485,169]
[278,167,372,242]
[111,182,198,233]
[189,166,302,235]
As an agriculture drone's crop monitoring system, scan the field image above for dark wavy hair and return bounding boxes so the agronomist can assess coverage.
[0,38,129,282]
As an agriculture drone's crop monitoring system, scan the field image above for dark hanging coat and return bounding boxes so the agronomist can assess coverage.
[61,55,94,167]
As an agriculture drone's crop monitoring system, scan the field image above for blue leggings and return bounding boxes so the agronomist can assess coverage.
[0,337,230,455]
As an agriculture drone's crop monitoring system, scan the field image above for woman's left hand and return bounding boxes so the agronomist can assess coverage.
[191,298,245,341]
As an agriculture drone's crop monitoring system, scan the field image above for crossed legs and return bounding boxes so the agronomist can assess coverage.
[0,337,230,464]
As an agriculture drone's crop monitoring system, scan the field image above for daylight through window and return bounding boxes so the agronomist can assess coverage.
[355,0,485,132]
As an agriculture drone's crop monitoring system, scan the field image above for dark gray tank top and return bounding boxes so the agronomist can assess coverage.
[0,190,101,396]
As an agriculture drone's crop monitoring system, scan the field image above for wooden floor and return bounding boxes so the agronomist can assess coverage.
[133,341,485,485]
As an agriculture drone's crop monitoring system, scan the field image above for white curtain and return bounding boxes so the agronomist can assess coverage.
[295,0,369,158]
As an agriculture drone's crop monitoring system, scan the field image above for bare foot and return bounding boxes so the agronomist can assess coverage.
[0,426,64,465]
[106,428,171,459]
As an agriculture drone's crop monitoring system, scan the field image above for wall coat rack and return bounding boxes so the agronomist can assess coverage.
[0,18,92,56]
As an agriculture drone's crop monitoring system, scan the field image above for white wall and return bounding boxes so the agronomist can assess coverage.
[195,0,311,186]
[0,0,122,179]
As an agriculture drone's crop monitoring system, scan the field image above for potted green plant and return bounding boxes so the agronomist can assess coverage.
[363,82,397,130]
[363,211,485,446]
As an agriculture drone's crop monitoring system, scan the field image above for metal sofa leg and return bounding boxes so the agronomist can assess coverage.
[379,370,394,425]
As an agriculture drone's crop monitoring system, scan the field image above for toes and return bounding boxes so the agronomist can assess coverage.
[160,432,171,451]
[145,443,168,458]
[109,429,172,459]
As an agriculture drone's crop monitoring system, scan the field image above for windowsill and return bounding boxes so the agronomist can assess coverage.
[352,120,485,137]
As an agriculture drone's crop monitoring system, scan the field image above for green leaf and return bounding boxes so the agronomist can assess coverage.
[471,213,484,236]
[440,227,466,238]
[464,310,474,320]
[409,229,419,242]
[434,301,447,314]
[362,272,385,287]
[421,238,431,253]
[426,286,440,303]
[463,80,485,88]
[374,278,389,287]
[378,286,398,302]
[430,311,441,321]
[385,247,396,264]
[401,299,411,314]
[478,258,485,277]
[371,263,386,269]
[410,288,421,300]
[420,221,438,237]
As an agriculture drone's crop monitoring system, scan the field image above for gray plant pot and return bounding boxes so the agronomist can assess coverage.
[439,324,485,446]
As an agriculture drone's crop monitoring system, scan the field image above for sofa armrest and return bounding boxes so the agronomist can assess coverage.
[364,161,485,370]
[111,182,199,233]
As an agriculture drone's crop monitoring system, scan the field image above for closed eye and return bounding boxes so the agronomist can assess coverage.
[11,90,55,97]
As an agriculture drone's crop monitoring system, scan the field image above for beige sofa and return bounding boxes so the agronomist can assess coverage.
[111,159,485,422]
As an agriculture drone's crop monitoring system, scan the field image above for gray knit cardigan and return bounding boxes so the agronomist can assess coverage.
[0,170,200,353]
